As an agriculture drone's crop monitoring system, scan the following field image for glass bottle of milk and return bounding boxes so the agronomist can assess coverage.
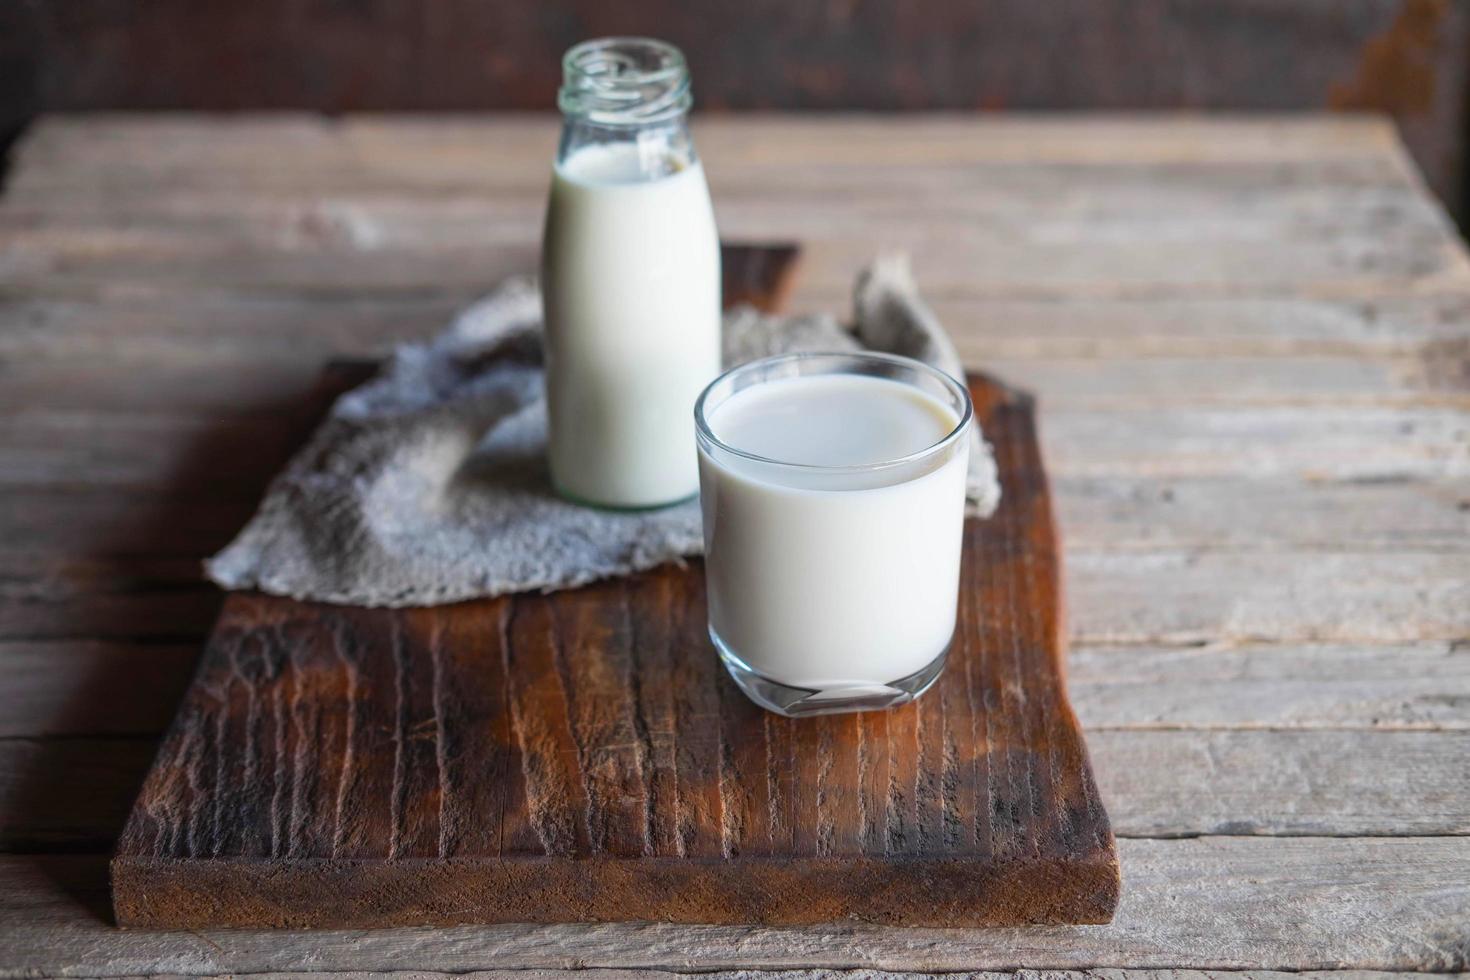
[541,37,721,508]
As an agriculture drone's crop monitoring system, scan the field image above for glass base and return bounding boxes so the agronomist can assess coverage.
[713,629,950,717]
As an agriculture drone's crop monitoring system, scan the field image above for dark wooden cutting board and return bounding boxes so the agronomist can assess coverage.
[112,245,1119,929]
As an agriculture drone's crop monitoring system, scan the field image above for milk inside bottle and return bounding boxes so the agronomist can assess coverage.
[542,38,721,508]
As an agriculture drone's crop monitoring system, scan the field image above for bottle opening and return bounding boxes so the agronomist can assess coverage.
[559,37,693,125]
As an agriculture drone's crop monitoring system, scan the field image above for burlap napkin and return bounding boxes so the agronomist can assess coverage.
[206,256,1000,607]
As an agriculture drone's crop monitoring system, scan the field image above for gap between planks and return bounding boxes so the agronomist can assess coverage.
[12,972,1459,980]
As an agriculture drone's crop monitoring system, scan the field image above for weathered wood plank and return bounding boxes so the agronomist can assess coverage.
[25,973,1459,980]
[6,294,1468,365]
[0,295,464,361]
[5,351,1469,418]
[1043,407,1470,481]
[8,728,1469,852]
[2,549,1464,646]
[1070,642,1470,731]
[5,640,1465,742]
[1066,550,1470,645]
[4,406,1465,490]
[941,295,1470,359]
[1,121,1422,236]
[4,117,1466,305]
[0,739,156,851]
[0,490,252,557]
[5,838,1470,972]
[1056,476,1470,553]
[0,412,302,491]
[33,973,1460,980]
[4,474,1467,566]
[0,554,217,641]
[6,219,1462,303]
[10,116,1416,178]
[986,355,1470,409]
[1093,730,1470,837]
[0,166,1445,229]
[0,360,333,418]
[0,640,197,737]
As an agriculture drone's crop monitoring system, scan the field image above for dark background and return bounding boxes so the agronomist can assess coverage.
[4,0,1468,215]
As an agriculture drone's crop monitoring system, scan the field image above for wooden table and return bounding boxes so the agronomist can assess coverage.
[2,114,1468,976]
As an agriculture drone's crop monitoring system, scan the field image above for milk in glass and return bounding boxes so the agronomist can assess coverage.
[542,38,720,508]
[695,354,972,717]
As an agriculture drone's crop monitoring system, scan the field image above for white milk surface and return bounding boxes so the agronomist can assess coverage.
[700,374,969,689]
[541,143,721,508]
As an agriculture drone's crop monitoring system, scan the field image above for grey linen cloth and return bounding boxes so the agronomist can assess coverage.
[207,256,1000,607]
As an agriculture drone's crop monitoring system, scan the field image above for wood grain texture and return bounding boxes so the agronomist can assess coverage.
[8,545,1466,650]
[6,640,1469,745]
[13,840,1470,973]
[110,373,1120,929]
[12,728,1470,854]
[15,292,1464,364]
[4,114,1470,972]
[6,0,1469,214]
[9,116,1470,308]
[15,974,1459,980]
[6,406,1466,492]
[5,974,1461,980]
[1071,641,1470,731]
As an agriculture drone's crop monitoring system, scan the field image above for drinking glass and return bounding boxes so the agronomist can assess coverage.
[694,351,973,717]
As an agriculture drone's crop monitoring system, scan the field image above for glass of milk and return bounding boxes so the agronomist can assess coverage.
[541,38,721,509]
[695,352,973,717]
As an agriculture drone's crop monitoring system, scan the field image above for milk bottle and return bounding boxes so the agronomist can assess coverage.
[542,38,721,508]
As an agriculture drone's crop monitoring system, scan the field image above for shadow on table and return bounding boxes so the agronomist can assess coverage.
[15,359,380,926]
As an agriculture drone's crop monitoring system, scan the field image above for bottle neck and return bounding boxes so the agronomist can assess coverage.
[556,115,696,177]
[555,38,697,179]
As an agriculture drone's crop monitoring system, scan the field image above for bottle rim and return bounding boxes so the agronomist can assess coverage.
[558,37,693,126]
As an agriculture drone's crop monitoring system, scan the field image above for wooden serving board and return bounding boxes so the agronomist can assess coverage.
[112,246,1119,929]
